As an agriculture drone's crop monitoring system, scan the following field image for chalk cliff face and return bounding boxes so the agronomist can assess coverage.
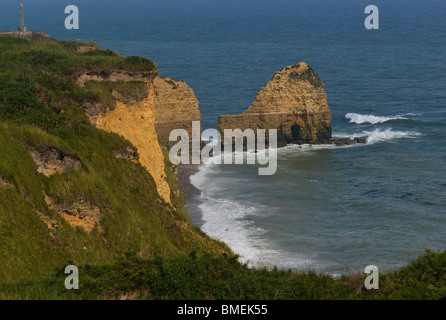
[95,80,172,205]
[153,76,201,149]
[218,63,332,146]
[76,72,201,205]
[76,69,172,205]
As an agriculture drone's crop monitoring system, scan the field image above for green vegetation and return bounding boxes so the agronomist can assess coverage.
[0,36,155,129]
[1,249,445,300]
[84,80,149,109]
[0,35,224,286]
[0,35,444,300]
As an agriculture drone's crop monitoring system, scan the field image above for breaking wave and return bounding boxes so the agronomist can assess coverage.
[190,163,320,270]
[364,128,421,144]
[346,113,408,124]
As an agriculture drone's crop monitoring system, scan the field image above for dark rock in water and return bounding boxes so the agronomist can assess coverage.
[329,137,367,146]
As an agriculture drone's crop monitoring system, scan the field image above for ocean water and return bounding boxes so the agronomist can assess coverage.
[1,0,445,274]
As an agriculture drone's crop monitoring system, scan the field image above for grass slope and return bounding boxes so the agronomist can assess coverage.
[1,250,445,300]
[0,36,227,284]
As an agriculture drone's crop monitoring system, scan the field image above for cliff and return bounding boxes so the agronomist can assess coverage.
[78,73,202,205]
[76,69,172,205]
[153,76,201,149]
[95,80,172,205]
[0,36,229,283]
[218,63,332,147]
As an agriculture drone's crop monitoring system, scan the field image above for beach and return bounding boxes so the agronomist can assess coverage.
[176,164,205,227]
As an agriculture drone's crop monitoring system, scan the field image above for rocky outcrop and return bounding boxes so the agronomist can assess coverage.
[332,137,367,146]
[218,63,332,147]
[112,146,139,162]
[153,76,201,149]
[28,146,83,177]
[76,44,99,53]
[75,69,156,87]
[44,194,102,233]
[26,146,101,232]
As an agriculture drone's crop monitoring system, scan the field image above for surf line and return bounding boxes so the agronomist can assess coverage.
[169,121,278,175]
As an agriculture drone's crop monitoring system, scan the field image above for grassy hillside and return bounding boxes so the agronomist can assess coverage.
[0,35,227,284]
[1,249,445,300]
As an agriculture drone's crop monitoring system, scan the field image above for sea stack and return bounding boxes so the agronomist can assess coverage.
[218,63,332,147]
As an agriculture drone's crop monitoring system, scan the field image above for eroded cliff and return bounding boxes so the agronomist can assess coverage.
[153,76,201,150]
[75,68,172,204]
[94,80,172,205]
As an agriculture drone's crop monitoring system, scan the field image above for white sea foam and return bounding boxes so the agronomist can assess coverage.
[190,163,318,270]
[277,143,339,156]
[188,127,421,271]
[335,129,421,145]
[364,128,421,144]
[345,113,408,124]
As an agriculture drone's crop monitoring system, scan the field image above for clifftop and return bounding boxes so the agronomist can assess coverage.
[0,30,55,41]
[74,68,157,86]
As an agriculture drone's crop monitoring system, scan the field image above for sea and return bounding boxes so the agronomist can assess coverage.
[1,0,445,274]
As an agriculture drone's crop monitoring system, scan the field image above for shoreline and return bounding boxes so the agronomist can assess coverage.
[176,164,205,227]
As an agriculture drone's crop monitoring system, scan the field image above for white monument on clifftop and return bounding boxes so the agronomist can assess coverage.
[0,4,53,39]
[19,4,27,34]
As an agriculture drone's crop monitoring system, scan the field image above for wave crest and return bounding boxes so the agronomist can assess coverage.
[346,113,408,124]
[364,128,421,144]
